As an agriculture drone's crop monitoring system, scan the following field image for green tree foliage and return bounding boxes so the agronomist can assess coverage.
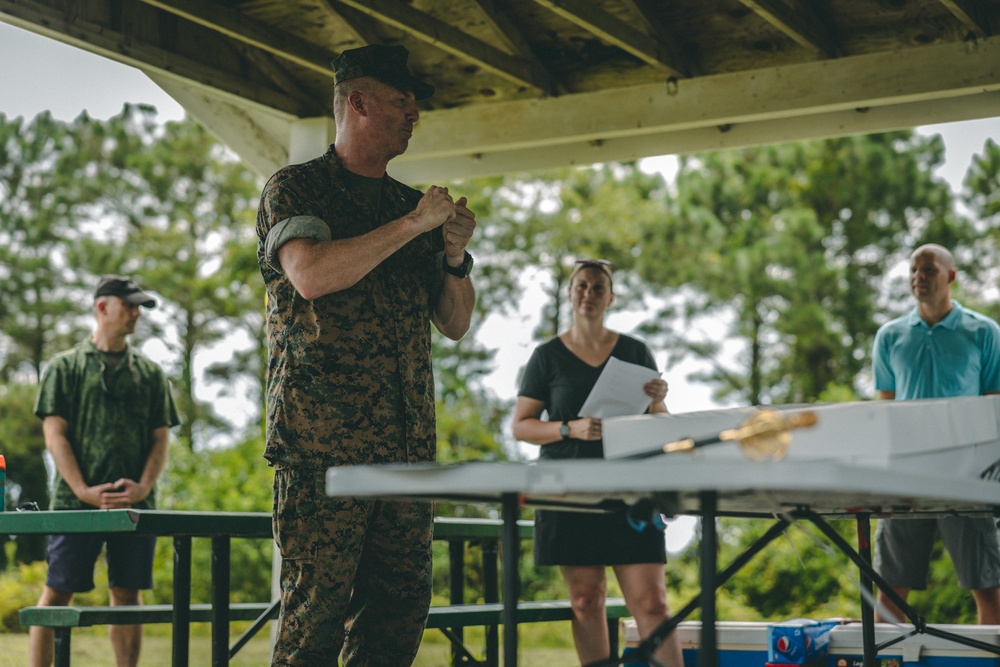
[636,133,961,405]
[959,139,1000,323]
[0,383,48,564]
[106,116,265,447]
[0,106,266,452]
[462,163,668,341]
[965,139,1000,226]
[0,111,103,383]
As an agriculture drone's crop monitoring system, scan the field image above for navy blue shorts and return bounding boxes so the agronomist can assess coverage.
[46,533,157,593]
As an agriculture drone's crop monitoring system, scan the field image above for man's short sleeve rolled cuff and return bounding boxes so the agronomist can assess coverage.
[263,215,332,270]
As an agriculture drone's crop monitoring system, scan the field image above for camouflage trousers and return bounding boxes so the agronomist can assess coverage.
[270,466,433,666]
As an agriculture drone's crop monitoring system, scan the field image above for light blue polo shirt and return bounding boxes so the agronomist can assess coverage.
[873,300,1000,400]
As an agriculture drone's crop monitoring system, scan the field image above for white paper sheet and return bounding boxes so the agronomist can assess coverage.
[578,356,659,418]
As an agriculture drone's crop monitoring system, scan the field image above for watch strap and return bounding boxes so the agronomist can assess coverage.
[443,250,473,278]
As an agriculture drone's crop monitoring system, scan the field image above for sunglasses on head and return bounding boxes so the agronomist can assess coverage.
[574,258,613,272]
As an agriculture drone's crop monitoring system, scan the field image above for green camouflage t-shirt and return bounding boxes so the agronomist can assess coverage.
[256,145,445,469]
[34,339,180,509]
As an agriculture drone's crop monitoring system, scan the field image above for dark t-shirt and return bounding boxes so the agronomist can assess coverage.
[518,334,656,460]
[517,333,666,566]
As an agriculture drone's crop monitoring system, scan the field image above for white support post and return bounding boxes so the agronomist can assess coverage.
[288,117,336,164]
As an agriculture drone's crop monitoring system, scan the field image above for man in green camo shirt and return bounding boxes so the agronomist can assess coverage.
[256,44,477,665]
[30,275,179,667]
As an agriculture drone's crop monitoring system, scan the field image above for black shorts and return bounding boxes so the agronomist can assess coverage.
[46,533,157,593]
[533,507,667,567]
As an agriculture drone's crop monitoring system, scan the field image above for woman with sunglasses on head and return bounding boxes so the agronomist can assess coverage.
[512,260,683,667]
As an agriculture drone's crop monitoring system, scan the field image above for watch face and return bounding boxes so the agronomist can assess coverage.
[560,423,570,439]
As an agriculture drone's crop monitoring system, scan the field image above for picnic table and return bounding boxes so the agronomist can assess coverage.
[0,509,561,667]
[0,509,270,667]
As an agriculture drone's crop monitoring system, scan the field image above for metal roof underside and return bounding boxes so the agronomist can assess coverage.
[2,0,998,183]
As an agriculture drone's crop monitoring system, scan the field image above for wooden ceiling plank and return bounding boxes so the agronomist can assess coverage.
[138,0,339,79]
[322,0,385,47]
[336,0,558,95]
[938,0,991,38]
[471,0,539,56]
[623,0,692,77]
[0,0,307,117]
[235,45,327,116]
[529,0,686,78]
[736,0,841,57]
[470,0,568,94]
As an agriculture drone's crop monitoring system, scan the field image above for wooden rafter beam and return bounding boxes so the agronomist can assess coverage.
[471,0,534,55]
[737,0,842,58]
[938,0,992,38]
[139,0,339,79]
[529,0,687,78]
[336,0,559,95]
[234,44,325,115]
[322,0,385,47]
[470,0,567,94]
[624,0,693,76]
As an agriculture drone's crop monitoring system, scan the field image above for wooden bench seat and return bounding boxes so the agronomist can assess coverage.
[21,597,631,666]
[19,602,273,628]
[426,597,630,628]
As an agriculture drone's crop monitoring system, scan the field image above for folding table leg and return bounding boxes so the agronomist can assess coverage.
[856,514,877,667]
[501,493,520,667]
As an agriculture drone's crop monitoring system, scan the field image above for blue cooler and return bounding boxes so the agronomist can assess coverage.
[828,622,1000,666]
[621,618,646,666]
[677,621,771,666]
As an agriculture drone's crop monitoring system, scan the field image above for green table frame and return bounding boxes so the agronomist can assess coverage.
[0,509,269,667]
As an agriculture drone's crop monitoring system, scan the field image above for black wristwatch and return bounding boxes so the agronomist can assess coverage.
[443,251,474,279]
[560,420,570,440]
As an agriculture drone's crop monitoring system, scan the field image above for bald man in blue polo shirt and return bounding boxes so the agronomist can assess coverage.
[872,243,1000,624]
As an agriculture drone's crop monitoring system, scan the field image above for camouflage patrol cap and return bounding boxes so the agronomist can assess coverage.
[331,44,434,101]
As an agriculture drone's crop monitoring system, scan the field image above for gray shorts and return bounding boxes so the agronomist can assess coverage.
[874,516,1000,590]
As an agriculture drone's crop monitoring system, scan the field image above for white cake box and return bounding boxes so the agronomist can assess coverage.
[603,396,1000,482]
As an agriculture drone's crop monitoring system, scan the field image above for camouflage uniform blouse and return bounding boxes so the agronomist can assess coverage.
[34,339,180,510]
[256,145,444,469]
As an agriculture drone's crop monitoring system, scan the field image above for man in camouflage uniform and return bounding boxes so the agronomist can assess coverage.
[30,275,179,667]
[256,44,477,665]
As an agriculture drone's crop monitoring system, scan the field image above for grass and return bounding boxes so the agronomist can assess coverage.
[0,623,584,666]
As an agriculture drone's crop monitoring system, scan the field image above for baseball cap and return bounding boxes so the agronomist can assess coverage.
[93,275,157,308]
[331,44,434,100]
